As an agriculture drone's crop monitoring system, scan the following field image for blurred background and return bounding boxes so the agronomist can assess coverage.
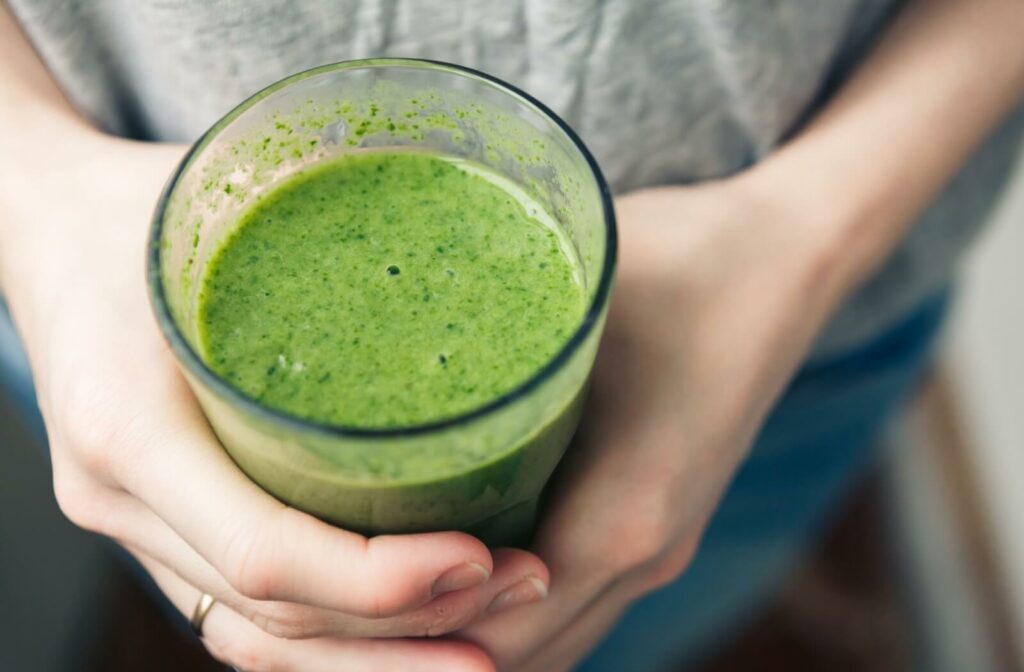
[1,156,1022,671]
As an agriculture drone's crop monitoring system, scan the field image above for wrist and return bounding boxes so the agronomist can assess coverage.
[0,129,128,363]
[1,122,107,249]
[734,149,895,323]
[718,165,857,328]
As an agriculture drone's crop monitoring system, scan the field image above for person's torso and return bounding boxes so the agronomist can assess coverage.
[11,0,1023,357]
[12,0,899,191]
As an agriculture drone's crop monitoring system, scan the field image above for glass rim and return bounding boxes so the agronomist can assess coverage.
[147,57,617,439]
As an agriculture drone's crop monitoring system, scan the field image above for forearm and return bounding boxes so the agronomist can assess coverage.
[750,0,1024,316]
[0,5,94,137]
[0,5,103,296]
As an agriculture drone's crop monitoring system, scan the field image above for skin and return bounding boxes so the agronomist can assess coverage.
[2,0,1023,670]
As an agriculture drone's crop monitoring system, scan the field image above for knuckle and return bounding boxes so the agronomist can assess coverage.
[223,529,283,601]
[55,378,122,473]
[639,561,679,593]
[356,538,421,619]
[638,546,694,593]
[250,602,318,640]
[636,536,699,594]
[602,509,674,574]
[51,468,113,534]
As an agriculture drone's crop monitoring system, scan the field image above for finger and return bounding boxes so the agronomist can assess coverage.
[456,512,650,667]
[455,497,627,653]
[109,355,507,617]
[114,493,549,638]
[517,543,697,672]
[377,547,550,638]
[460,575,607,669]
[467,538,698,671]
[518,591,629,672]
[460,560,626,672]
[134,549,497,672]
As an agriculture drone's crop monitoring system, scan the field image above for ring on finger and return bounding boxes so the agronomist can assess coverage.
[190,592,217,638]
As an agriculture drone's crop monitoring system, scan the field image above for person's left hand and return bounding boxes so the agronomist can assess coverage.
[457,174,847,671]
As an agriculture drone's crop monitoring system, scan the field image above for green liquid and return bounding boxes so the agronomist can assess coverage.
[198,151,585,429]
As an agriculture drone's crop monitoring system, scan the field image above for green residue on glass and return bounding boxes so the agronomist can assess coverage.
[165,76,590,346]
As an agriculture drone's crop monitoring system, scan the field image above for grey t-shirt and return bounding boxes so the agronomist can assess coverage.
[11,0,1024,359]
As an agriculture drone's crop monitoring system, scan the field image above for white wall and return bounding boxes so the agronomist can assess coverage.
[949,149,1024,656]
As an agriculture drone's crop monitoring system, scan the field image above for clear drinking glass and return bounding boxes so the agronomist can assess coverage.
[148,59,616,547]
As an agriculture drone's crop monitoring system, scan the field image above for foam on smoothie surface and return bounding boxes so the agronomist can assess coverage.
[197,151,585,428]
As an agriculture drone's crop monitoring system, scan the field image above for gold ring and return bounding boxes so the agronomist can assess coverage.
[190,592,217,637]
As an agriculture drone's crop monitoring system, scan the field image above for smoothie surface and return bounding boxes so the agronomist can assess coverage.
[197,151,585,427]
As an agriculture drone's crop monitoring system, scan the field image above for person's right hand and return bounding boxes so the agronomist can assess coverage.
[0,128,549,671]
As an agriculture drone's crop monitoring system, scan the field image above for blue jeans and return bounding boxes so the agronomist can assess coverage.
[1,290,947,667]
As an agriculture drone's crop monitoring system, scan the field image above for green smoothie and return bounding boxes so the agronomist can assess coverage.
[151,61,614,549]
[198,149,585,431]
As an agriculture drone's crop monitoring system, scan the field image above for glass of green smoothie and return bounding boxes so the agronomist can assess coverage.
[148,59,615,548]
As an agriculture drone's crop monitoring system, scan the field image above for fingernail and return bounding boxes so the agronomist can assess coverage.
[486,576,548,614]
[432,562,490,596]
